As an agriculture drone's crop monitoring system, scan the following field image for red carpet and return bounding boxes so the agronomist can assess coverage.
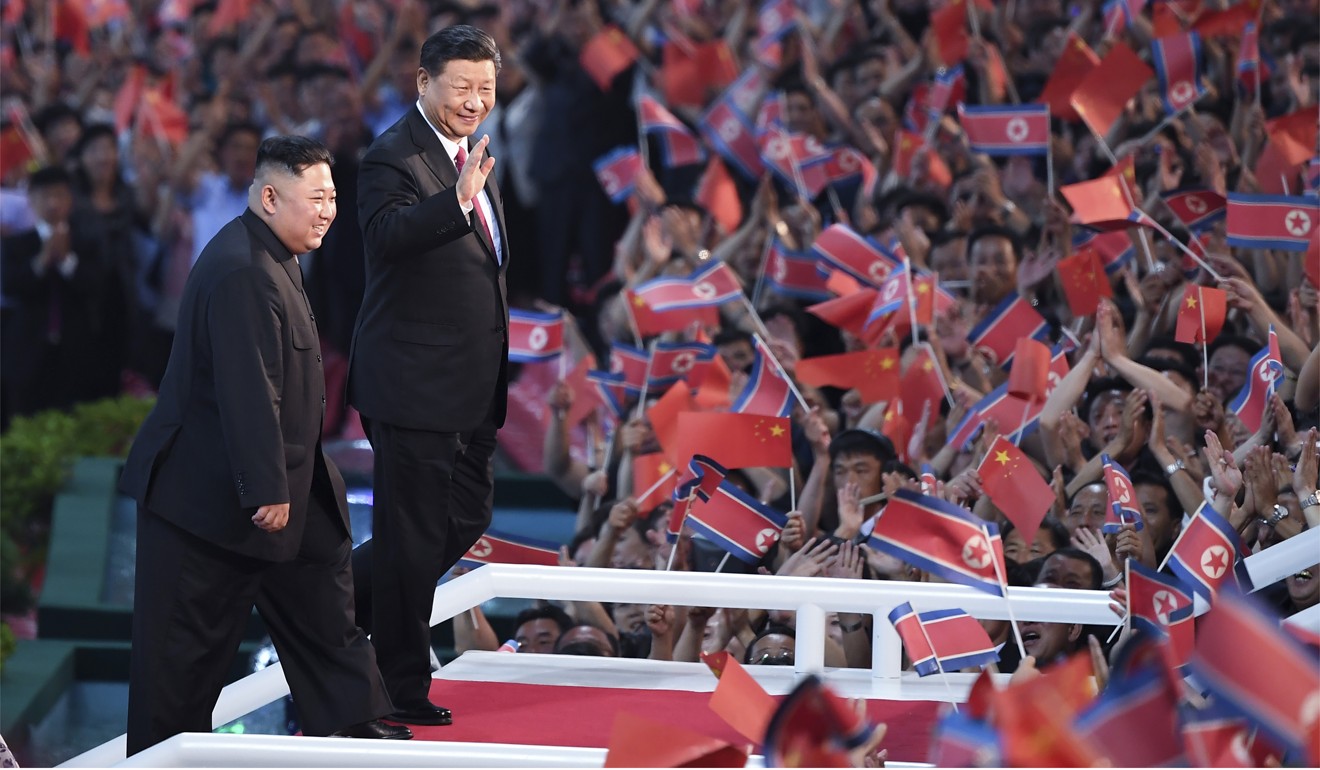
[406,680,942,762]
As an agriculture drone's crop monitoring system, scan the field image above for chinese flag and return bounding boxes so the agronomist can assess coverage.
[994,653,1101,767]
[701,651,778,744]
[899,346,945,417]
[693,353,733,411]
[696,157,742,234]
[580,25,640,91]
[564,353,602,428]
[114,65,147,134]
[805,288,877,338]
[604,712,749,768]
[1070,42,1153,140]
[978,435,1054,539]
[1266,108,1319,167]
[1057,247,1113,317]
[662,41,707,108]
[1174,285,1227,345]
[1060,176,1134,229]
[929,0,969,65]
[633,453,678,511]
[648,382,698,463]
[1039,32,1100,121]
[881,400,913,464]
[1192,0,1261,37]
[0,123,34,180]
[139,90,190,146]
[825,269,863,297]
[698,41,740,94]
[1252,140,1303,195]
[673,412,793,470]
[1007,339,1050,402]
[796,348,900,403]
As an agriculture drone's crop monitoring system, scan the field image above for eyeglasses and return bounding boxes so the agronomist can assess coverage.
[753,650,795,666]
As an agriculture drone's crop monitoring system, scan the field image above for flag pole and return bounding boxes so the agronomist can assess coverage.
[750,225,776,310]
[714,552,732,573]
[1105,557,1131,644]
[634,339,657,421]
[1046,135,1055,200]
[624,292,645,348]
[913,610,962,712]
[1198,287,1210,391]
[752,333,812,414]
[982,522,1028,661]
[665,526,684,571]
[789,468,797,513]
[1134,209,1224,281]
[636,93,651,170]
[741,295,775,340]
[966,0,981,39]
[635,467,679,507]
[904,258,920,348]
[1011,396,1032,445]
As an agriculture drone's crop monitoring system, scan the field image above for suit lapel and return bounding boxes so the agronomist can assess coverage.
[409,108,502,266]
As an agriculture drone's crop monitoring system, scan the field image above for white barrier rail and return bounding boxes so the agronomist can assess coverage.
[62,528,1320,767]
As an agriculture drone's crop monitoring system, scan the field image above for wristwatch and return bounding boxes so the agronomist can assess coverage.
[1302,491,1320,509]
[1164,459,1186,478]
[1264,504,1289,528]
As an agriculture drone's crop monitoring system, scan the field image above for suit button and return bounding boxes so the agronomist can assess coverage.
[310,314,316,322]
[316,355,322,363]
[321,396,327,405]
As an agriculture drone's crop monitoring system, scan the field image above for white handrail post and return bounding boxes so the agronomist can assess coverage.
[794,603,826,674]
[873,606,902,680]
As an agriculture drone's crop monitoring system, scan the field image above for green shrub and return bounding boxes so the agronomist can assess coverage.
[0,395,155,612]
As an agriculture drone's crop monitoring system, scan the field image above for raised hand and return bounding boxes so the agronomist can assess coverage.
[455,135,495,208]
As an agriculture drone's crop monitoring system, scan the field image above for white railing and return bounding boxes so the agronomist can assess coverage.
[62,527,1320,768]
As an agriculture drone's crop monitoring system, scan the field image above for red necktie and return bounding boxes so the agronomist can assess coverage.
[454,145,493,246]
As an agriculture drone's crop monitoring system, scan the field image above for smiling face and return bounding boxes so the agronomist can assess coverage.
[1064,485,1108,538]
[263,162,336,255]
[1287,563,1319,610]
[969,234,1017,306]
[417,58,496,141]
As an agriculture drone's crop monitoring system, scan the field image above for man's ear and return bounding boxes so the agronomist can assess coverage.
[1067,623,1083,644]
[260,183,277,215]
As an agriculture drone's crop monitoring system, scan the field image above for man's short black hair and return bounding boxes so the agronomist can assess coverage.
[1038,547,1103,590]
[1207,333,1260,362]
[554,624,619,656]
[744,623,796,665]
[27,165,72,191]
[828,428,897,464]
[966,224,1022,264]
[420,24,501,75]
[1143,336,1198,372]
[513,604,573,633]
[712,328,753,348]
[256,135,334,177]
[74,122,117,158]
[32,102,80,136]
[1130,468,1179,514]
[218,121,262,151]
[1082,376,1133,421]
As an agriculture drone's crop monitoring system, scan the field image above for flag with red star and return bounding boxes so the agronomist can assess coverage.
[1227,325,1284,433]
[867,489,1008,596]
[1166,502,1253,602]
[731,337,795,418]
[810,224,899,288]
[965,292,1050,370]
[977,436,1054,540]
[508,309,565,363]
[685,478,788,564]
[1152,31,1208,115]
[579,25,640,91]
[633,453,678,512]
[1100,454,1144,533]
[1165,189,1227,232]
[1226,193,1318,252]
[887,602,1000,676]
[764,238,832,302]
[647,341,717,390]
[593,147,643,203]
[1126,561,1194,668]
[458,529,560,569]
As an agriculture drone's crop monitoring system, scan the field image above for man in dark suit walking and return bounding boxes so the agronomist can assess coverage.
[348,25,509,726]
[119,136,409,754]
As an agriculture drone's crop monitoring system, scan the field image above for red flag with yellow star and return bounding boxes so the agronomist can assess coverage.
[632,453,678,512]
[1039,32,1100,121]
[648,382,698,464]
[1006,339,1051,403]
[1174,285,1227,344]
[604,711,749,768]
[1056,247,1113,317]
[993,653,1102,766]
[701,650,780,743]
[673,412,792,469]
[1070,42,1154,140]
[900,345,946,418]
[977,435,1054,539]
[796,349,899,403]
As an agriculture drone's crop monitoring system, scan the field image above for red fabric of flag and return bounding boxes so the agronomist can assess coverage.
[1057,247,1113,317]
[1038,32,1100,121]
[701,651,779,744]
[604,711,749,768]
[564,354,601,428]
[1070,42,1154,139]
[580,26,641,91]
[805,288,877,338]
[1174,285,1227,344]
[929,0,969,65]
[899,346,945,416]
[796,348,900,403]
[1061,176,1135,229]
[673,412,792,470]
[696,157,742,234]
[1006,339,1050,402]
[633,453,678,512]
[978,435,1054,539]
[647,382,698,464]
[1266,108,1320,167]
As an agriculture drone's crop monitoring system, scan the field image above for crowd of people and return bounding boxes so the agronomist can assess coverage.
[2,0,1318,764]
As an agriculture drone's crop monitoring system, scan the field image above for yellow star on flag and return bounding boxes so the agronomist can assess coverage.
[770,424,786,437]
[1185,295,1197,309]
[880,356,896,370]
[995,450,1010,465]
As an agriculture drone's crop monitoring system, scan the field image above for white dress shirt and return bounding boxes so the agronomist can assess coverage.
[416,102,502,264]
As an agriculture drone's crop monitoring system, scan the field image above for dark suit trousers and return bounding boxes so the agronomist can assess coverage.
[127,490,393,755]
[352,414,496,706]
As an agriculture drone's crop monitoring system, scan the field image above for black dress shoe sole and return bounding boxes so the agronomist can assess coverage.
[387,711,453,726]
[332,724,414,740]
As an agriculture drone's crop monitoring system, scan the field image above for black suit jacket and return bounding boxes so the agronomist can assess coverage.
[348,107,509,433]
[119,210,350,562]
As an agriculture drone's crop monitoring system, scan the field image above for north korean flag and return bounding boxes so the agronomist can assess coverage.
[1167,502,1253,602]
[965,292,1050,370]
[1074,659,1184,768]
[759,128,832,194]
[868,489,1007,596]
[948,346,1069,449]
[592,146,642,204]
[586,369,639,419]
[699,97,765,181]
[865,262,913,325]
[1227,326,1284,433]
[757,0,797,43]
[633,260,743,312]
[731,337,794,418]
[685,478,788,564]
[1100,454,1144,533]
[957,103,1050,156]
[799,144,875,200]
[925,65,965,123]
[507,309,565,363]
[810,223,899,288]
[1237,22,1269,96]
[1165,189,1226,231]
[1189,590,1320,763]
[888,603,1000,677]
[1181,700,1275,768]
[1126,561,1194,667]
[1226,193,1318,251]
[647,341,717,390]
[765,238,831,301]
[670,453,729,542]
[755,91,783,136]
[1152,31,1207,114]
[458,529,560,569]
[638,94,706,167]
[609,342,650,389]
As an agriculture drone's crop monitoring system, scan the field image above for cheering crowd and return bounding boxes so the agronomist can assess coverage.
[1,0,1318,765]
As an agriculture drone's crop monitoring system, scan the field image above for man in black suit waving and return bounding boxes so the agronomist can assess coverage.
[348,25,509,726]
[119,136,407,754]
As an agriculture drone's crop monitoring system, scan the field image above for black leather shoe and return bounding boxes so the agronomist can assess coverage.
[333,719,413,739]
[388,701,453,726]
